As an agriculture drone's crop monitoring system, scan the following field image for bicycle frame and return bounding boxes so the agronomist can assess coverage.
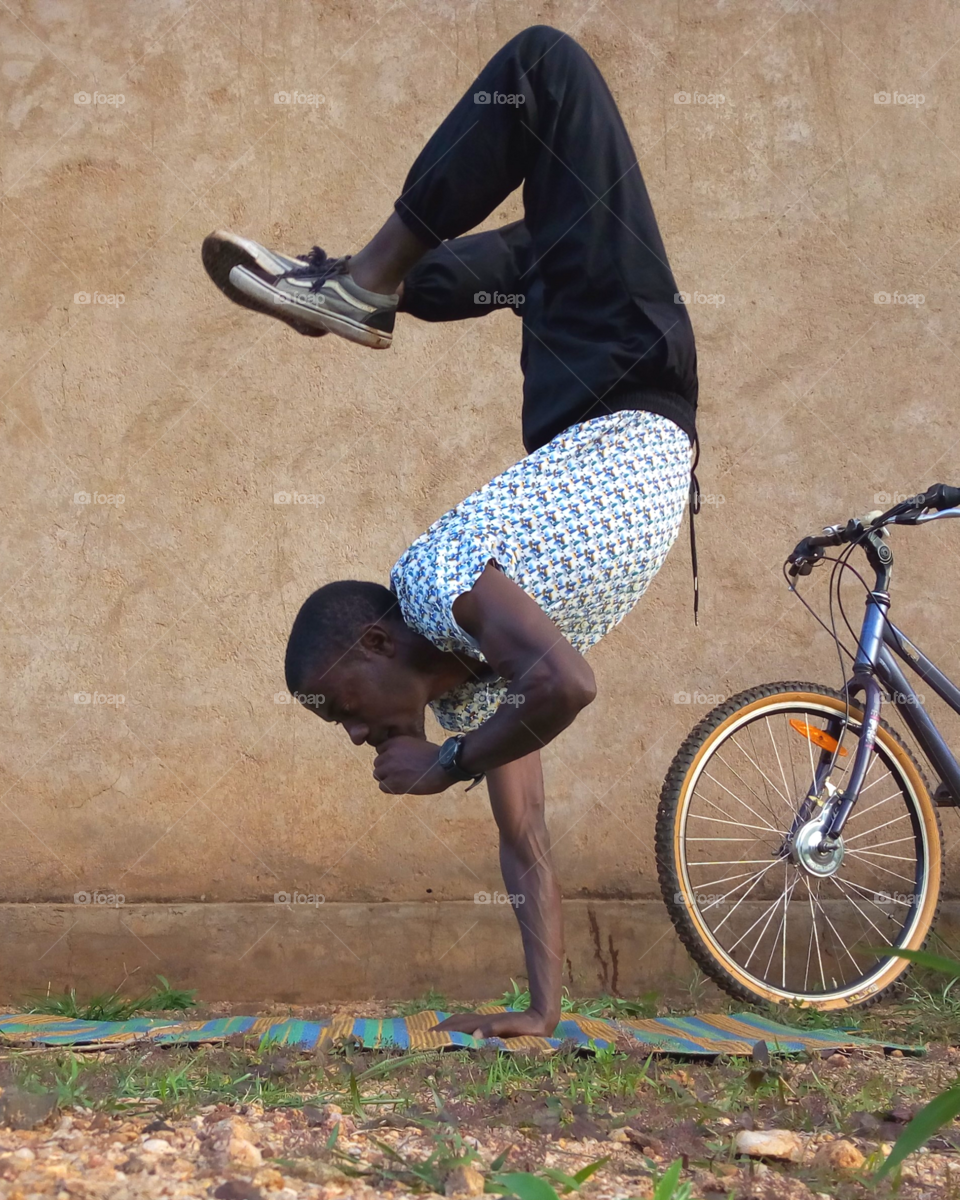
[808,510,960,838]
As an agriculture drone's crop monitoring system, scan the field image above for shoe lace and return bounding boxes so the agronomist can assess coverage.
[283,246,352,290]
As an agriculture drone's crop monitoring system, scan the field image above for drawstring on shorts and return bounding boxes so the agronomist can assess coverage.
[688,431,701,626]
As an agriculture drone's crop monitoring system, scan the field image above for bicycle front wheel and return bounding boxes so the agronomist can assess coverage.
[656,682,942,1009]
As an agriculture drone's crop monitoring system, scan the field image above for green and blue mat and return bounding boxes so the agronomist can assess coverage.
[0,1008,917,1057]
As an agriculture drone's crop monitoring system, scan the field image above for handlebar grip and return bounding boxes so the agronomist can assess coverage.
[927,483,960,511]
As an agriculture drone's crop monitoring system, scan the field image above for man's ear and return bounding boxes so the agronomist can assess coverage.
[358,621,398,658]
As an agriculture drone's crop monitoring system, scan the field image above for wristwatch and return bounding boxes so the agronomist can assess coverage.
[438,735,485,790]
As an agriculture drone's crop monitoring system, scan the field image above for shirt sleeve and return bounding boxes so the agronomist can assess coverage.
[390,519,508,661]
[390,517,513,733]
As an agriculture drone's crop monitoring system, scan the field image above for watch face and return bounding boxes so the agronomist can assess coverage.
[439,737,460,770]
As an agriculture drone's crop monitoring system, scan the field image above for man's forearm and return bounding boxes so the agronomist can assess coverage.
[459,668,595,776]
[488,755,563,1029]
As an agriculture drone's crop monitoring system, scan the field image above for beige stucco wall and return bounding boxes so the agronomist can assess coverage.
[2,0,959,1002]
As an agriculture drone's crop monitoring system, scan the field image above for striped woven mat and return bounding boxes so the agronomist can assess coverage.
[0,1009,916,1056]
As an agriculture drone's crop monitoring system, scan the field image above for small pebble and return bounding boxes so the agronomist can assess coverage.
[813,1138,865,1171]
[735,1128,804,1162]
[142,1137,174,1155]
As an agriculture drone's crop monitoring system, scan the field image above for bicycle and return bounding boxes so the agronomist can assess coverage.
[657,482,960,1009]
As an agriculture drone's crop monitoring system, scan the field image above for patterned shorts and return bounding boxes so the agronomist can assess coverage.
[390,410,693,732]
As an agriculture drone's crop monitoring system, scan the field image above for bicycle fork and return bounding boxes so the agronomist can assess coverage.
[776,591,890,863]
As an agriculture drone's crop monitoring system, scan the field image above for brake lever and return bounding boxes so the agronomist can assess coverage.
[787,540,825,578]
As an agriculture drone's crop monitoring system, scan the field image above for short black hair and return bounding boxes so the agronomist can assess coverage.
[284,580,403,695]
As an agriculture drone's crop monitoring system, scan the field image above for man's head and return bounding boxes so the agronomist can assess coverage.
[284,581,430,746]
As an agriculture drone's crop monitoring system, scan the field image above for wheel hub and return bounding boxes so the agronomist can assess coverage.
[791,817,844,877]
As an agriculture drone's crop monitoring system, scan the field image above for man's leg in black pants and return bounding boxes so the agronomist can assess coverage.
[398,221,531,323]
[351,24,696,454]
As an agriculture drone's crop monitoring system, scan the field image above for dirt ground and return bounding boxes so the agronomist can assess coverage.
[1,998,960,1200]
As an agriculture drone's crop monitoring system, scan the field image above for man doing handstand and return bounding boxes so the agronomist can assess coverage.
[203,25,699,1040]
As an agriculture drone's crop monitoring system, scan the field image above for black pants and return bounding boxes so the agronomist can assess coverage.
[393,25,698,457]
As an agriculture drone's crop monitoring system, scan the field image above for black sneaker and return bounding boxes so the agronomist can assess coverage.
[202,230,398,348]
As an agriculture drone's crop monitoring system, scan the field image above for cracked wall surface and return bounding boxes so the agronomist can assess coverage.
[2,0,959,1000]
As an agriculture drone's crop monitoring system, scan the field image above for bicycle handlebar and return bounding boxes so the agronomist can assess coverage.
[787,482,960,577]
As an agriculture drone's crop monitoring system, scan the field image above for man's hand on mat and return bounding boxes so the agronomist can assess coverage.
[372,735,451,794]
[431,1009,557,1040]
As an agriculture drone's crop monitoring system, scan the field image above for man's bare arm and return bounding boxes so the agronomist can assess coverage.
[451,560,596,775]
[433,749,563,1039]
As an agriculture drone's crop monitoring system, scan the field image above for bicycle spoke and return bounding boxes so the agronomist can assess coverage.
[845,814,913,842]
[725,736,792,810]
[806,886,863,979]
[842,854,917,884]
[767,721,794,819]
[688,812,778,835]
[825,874,896,943]
[698,770,782,834]
[716,859,792,935]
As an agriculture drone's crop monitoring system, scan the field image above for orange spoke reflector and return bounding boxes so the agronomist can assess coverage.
[789,718,848,756]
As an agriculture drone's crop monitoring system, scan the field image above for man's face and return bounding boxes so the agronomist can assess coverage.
[298,629,426,748]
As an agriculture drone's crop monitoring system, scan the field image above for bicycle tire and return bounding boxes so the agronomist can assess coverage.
[656,681,942,1009]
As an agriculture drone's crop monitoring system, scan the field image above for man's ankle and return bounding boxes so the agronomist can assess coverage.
[348,260,400,296]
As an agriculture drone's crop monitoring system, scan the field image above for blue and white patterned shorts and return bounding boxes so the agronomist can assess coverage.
[390,410,693,732]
